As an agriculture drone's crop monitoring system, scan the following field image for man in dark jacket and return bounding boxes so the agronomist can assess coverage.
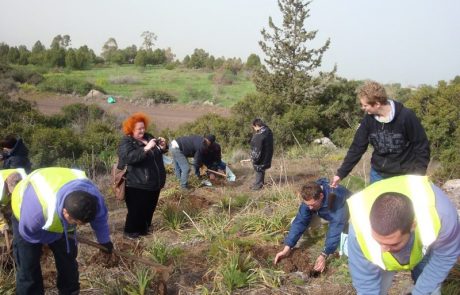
[331,81,430,187]
[170,135,211,189]
[274,179,351,272]
[250,118,274,190]
[1,134,32,173]
[202,135,226,179]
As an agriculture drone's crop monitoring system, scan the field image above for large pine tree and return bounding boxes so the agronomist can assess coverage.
[254,0,335,105]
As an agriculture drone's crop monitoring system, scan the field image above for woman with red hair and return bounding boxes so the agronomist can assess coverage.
[117,113,168,240]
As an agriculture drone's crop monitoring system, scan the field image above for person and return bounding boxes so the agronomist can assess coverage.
[10,167,113,295]
[169,135,212,189]
[0,134,32,173]
[117,112,167,240]
[347,175,460,295]
[250,118,273,190]
[201,134,226,180]
[0,169,26,234]
[331,81,430,187]
[274,179,351,272]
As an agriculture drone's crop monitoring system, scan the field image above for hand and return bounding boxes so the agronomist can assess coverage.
[144,139,156,151]
[313,254,327,272]
[99,241,113,254]
[274,246,291,265]
[331,176,341,188]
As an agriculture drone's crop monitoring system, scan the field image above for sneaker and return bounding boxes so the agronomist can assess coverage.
[123,232,140,240]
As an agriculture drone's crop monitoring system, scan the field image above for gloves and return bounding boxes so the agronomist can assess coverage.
[99,241,113,254]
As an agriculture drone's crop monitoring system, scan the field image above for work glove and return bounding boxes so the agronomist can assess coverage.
[99,241,113,254]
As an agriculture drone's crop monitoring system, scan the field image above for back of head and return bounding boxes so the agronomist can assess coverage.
[5,172,23,194]
[64,191,98,223]
[205,134,216,144]
[1,134,18,149]
[357,81,388,105]
[370,192,414,235]
[299,182,322,201]
[252,118,265,128]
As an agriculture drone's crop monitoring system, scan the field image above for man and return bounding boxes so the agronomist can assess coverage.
[0,168,26,234]
[169,135,212,189]
[11,167,113,295]
[250,118,273,190]
[347,175,460,295]
[1,134,32,173]
[274,179,351,272]
[331,81,430,187]
[201,134,226,180]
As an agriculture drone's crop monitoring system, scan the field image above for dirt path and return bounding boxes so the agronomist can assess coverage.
[21,92,230,131]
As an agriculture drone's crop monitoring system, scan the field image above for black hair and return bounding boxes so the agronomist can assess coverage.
[252,118,266,127]
[64,190,98,223]
[370,192,414,235]
[0,134,18,149]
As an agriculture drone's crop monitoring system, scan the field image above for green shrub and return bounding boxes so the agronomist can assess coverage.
[38,75,104,95]
[142,89,177,104]
[331,127,355,148]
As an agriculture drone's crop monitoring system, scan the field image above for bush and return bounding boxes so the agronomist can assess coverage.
[185,88,212,102]
[10,67,44,84]
[142,89,177,104]
[109,75,140,84]
[330,127,356,148]
[38,75,104,95]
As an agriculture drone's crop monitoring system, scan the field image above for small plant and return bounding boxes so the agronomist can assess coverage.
[161,203,188,230]
[219,193,249,212]
[124,267,154,295]
[0,269,15,295]
[256,268,283,288]
[216,252,257,292]
[145,238,182,265]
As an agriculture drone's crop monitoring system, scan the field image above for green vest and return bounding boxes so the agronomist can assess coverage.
[0,168,27,205]
[11,167,87,233]
[347,175,441,271]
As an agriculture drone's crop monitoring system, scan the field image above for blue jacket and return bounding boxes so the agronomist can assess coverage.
[284,178,351,255]
[348,184,460,295]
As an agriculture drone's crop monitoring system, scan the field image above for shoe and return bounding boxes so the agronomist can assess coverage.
[123,232,140,240]
[251,185,263,191]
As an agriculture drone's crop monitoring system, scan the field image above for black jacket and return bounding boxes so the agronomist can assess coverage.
[337,100,430,179]
[2,138,32,173]
[250,126,274,171]
[202,142,222,166]
[176,135,208,168]
[117,133,166,191]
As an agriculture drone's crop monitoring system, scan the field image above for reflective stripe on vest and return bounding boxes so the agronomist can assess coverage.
[0,168,27,205]
[347,175,440,271]
[12,168,87,233]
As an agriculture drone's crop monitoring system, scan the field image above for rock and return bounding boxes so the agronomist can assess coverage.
[85,89,104,99]
[313,137,336,149]
[442,179,460,210]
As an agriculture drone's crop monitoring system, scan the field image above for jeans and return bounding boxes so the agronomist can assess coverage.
[12,217,79,295]
[370,167,384,184]
[170,146,190,188]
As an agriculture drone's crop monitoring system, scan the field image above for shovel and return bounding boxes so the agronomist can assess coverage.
[206,167,236,182]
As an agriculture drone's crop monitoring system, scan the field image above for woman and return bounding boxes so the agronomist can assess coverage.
[117,113,167,240]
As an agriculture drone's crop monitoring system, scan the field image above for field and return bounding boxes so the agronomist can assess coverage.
[43,65,256,107]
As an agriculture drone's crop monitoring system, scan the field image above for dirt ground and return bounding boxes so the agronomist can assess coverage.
[19,91,230,131]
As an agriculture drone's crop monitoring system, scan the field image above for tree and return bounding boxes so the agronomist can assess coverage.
[122,45,137,64]
[101,37,118,62]
[29,41,46,65]
[134,50,148,67]
[51,34,71,49]
[141,31,157,51]
[245,53,261,70]
[188,48,209,69]
[7,47,20,64]
[254,0,334,105]
[0,43,9,63]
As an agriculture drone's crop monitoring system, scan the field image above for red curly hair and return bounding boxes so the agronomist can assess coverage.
[122,112,150,135]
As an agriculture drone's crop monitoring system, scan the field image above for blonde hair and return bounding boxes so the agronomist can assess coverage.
[357,81,388,106]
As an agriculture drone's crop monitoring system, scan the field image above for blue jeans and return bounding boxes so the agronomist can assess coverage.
[12,217,79,295]
[370,167,384,184]
[170,146,190,188]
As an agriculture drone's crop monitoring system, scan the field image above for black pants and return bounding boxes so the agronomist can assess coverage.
[124,187,160,235]
[12,218,79,295]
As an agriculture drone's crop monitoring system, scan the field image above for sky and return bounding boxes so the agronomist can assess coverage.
[1,0,459,86]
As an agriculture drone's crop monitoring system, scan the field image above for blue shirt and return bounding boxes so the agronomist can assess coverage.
[284,178,351,255]
[348,184,460,295]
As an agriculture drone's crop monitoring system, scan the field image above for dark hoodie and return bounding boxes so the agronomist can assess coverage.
[3,138,32,173]
[337,100,430,179]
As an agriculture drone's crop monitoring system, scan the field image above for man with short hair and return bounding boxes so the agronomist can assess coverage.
[11,167,113,295]
[0,169,26,234]
[250,118,274,190]
[331,81,430,187]
[274,179,351,272]
[202,134,227,180]
[347,175,460,295]
[169,135,212,189]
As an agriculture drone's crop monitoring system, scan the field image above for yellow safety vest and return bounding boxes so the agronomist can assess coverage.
[348,175,441,271]
[0,168,27,205]
[11,167,87,233]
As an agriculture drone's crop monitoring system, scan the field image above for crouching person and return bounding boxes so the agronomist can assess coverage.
[11,167,113,295]
[274,179,351,272]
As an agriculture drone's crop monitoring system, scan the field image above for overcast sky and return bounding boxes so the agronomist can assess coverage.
[1,0,459,86]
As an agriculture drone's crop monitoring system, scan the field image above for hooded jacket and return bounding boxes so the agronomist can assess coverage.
[337,100,430,179]
[2,138,32,173]
[250,125,274,171]
[118,133,167,191]
[175,135,208,169]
